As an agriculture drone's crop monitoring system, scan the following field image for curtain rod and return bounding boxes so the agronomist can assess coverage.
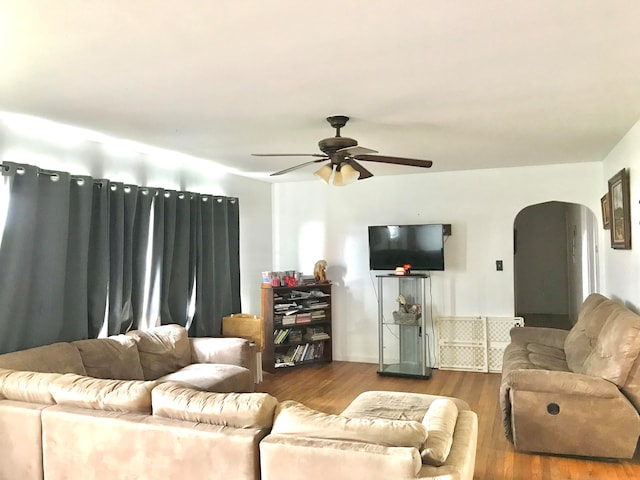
[1,162,61,177]
[0,163,238,202]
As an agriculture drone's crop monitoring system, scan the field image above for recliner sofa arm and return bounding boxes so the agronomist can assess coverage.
[508,326,568,350]
[501,369,640,458]
[502,369,620,398]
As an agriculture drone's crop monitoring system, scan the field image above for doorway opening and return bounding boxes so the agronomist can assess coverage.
[514,201,598,329]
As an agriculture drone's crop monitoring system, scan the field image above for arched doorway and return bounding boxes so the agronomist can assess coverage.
[514,201,598,329]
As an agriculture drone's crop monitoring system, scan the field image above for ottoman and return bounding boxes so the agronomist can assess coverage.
[260,390,478,480]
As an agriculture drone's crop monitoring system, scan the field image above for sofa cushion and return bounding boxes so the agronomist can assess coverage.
[564,295,618,372]
[502,343,570,379]
[157,363,253,393]
[271,400,427,449]
[582,308,640,387]
[152,382,277,429]
[49,374,157,413]
[420,398,458,466]
[340,390,470,422]
[0,368,62,404]
[126,324,191,380]
[72,336,145,380]
[0,342,86,375]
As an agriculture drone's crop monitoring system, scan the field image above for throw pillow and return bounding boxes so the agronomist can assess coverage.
[420,398,459,466]
[72,336,145,380]
[126,324,191,380]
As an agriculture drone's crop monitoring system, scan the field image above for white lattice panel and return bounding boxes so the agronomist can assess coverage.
[437,317,488,372]
[486,316,524,372]
[439,345,488,372]
[488,346,506,372]
[436,316,524,373]
[486,316,524,343]
[437,316,486,344]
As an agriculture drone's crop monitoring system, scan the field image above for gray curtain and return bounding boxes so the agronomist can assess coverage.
[0,162,241,354]
[194,195,241,337]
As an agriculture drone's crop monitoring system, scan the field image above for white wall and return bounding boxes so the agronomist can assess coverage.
[601,118,640,310]
[273,162,602,363]
[0,118,272,315]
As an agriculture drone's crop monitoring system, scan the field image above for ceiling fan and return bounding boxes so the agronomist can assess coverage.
[252,115,433,185]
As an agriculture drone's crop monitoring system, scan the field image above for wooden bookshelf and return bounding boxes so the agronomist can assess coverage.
[261,282,332,373]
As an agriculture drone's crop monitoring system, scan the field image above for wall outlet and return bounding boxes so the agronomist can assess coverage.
[496,260,503,271]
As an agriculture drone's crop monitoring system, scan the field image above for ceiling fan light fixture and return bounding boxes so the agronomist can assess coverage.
[314,164,333,184]
[334,162,359,186]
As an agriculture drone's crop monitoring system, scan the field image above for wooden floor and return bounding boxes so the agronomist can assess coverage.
[258,361,640,480]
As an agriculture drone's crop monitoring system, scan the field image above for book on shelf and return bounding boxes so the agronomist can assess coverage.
[290,344,303,362]
[304,333,330,341]
[300,343,309,361]
[274,362,293,368]
[282,315,297,326]
[287,329,302,343]
[274,329,291,344]
[275,341,325,366]
[296,313,312,323]
[274,302,299,311]
[303,326,330,341]
[289,290,312,300]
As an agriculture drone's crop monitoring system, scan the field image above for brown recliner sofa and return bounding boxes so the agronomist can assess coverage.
[500,293,640,458]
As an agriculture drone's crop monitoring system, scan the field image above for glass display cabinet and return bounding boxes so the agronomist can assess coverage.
[377,274,432,379]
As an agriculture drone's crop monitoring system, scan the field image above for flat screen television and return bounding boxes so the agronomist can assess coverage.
[368,224,445,271]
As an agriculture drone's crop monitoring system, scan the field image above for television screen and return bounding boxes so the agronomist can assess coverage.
[368,224,445,271]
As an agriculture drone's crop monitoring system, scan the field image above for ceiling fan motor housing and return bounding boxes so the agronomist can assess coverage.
[319,115,358,157]
[318,136,358,155]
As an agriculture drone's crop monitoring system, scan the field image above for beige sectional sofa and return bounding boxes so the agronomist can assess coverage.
[0,324,273,480]
[501,293,640,458]
[0,324,478,479]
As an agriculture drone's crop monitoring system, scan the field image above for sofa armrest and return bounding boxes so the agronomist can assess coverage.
[189,337,254,369]
[260,434,422,480]
[502,369,620,398]
[509,326,569,350]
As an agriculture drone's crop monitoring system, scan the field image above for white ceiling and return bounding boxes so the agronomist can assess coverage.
[1,1,640,183]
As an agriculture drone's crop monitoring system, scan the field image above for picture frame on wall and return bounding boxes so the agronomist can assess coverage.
[600,193,611,230]
[607,168,631,249]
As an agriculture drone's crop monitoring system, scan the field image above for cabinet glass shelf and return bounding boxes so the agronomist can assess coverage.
[377,274,432,379]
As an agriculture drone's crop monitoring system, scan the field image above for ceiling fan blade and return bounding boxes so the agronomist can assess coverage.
[270,158,326,176]
[337,145,379,156]
[346,160,374,180]
[252,153,326,157]
[353,154,433,168]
